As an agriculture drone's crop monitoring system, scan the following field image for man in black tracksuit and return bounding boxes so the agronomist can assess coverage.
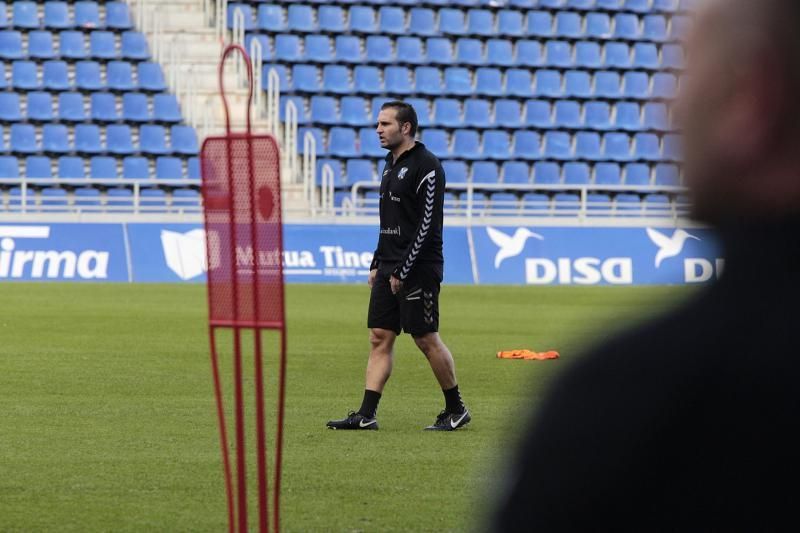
[327,101,470,432]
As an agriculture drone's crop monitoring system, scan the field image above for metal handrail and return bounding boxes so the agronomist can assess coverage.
[303,131,317,217]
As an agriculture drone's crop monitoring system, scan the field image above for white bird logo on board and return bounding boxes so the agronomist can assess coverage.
[486,227,544,269]
[646,228,700,268]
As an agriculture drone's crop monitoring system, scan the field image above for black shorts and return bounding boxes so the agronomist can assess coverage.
[367,263,443,337]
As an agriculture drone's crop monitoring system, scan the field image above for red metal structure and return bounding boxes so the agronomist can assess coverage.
[200,44,287,533]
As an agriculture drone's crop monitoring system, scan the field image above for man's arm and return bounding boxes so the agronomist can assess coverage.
[391,166,441,284]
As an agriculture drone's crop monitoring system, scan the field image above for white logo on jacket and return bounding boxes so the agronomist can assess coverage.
[398,167,408,180]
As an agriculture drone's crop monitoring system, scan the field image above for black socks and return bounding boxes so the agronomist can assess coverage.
[358,389,382,418]
[443,385,465,414]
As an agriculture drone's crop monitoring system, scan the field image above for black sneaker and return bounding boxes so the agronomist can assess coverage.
[326,411,379,430]
[424,409,471,431]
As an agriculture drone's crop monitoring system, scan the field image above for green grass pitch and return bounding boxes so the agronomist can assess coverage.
[0,283,690,531]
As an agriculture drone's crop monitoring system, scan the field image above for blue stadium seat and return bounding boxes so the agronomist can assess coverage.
[0,1,7,29]
[279,95,306,124]
[346,159,373,183]
[138,62,167,92]
[516,40,544,67]
[475,67,503,97]
[643,102,669,130]
[606,42,631,69]
[596,71,622,98]
[623,71,650,99]
[615,102,642,130]
[171,126,198,156]
[444,67,473,96]
[318,5,345,33]
[0,30,24,59]
[76,125,103,155]
[662,44,684,69]
[106,188,134,211]
[322,65,353,94]
[139,125,169,155]
[365,36,393,64]
[60,31,88,60]
[523,193,550,212]
[633,42,659,69]
[545,40,573,68]
[502,161,530,184]
[11,124,38,154]
[456,38,484,66]
[643,15,668,41]
[257,4,285,32]
[595,162,622,185]
[495,99,522,128]
[292,64,319,93]
[354,66,382,94]
[655,0,679,11]
[106,1,132,30]
[585,101,612,130]
[433,98,462,128]
[498,10,524,37]
[535,70,563,97]
[107,124,135,155]
[171,189,200,211]
[75,1,100,29]
[226,3,254,30]
[487,39,515,67]
[139,188,167,210]
[615,194,642,214]
[123,156,149,180]
[409,8,436,36]
[334,35,361,64]
[187,157,200,180]
[513,131,541,160]
[12,60,39,90]
[385,66,412,95]
[575,131,602,160]
[27,91,54,122]
[422,129,450,158]
[288,4,315,32]
[26,156,52,179]
[121,92,149,123]
[604,132,632,161]
[90,92,118,122]
[396,37,425,65]
[121,32,149,61]
[554,100,582,129]
[613,13,641,40]
[484,131,511,160]
[90,31,116,60]
[107,61,136,91]
[41,188,69,211]
[378,6,405,35]
[45,2,71,30]
[663,134,682,161]
[43,60,70,90]
[329,127,358,157]
[13,1,39,29]
[527,11,553,37]
[534,162,560,184]
[564,162,590,185]
[310,95,339,125]
[90,156,117,178]
[525,100,552,129]
[153,94,182,123]
[467,9,494,37]
[74,187,101,207]
[442,160,467,183]
[555,12,582,38]
[575,41,602,68]
[415,66,442,95]
[275,34,302,62]
[0,92,21,121]
[652,72,677,98]
[655,163,679,185]
[427,38,454,65]
[633,133,661,161]
[464,99,491,128]
[440,8,466,36]
[305,35,333,63]
[58,156,85,178]
[507,69,534,97]
[586,12,612,39]
[565,70,592,98]
[349,6,377,34]
[472,161,499,183]
[453,130,481,160]
[359,128,384,158]
[624,163,652,186]
[0,156,19,178]
[29,31,56,59]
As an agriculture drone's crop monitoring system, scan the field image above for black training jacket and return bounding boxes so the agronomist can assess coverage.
[370,142,445,280]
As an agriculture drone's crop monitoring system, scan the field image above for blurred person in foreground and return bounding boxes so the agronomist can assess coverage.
[491,0,800,529]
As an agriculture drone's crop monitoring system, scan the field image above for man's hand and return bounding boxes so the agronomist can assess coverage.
[368,269,377,288]
[390,275,403,295]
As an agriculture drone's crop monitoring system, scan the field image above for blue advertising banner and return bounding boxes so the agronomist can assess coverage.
[0,222,724,286]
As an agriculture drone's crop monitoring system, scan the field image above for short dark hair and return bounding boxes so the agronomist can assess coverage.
[380,101,418,137]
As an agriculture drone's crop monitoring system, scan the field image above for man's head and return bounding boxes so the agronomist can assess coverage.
[376,101,418,151]
[675,0,800,223]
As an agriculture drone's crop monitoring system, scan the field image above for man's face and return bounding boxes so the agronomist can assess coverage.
[376,108,408,150]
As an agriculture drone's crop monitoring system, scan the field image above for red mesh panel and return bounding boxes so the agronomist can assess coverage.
[201,133,285,329]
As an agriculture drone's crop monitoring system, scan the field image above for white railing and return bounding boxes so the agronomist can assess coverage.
[319,164,335,215]
[303,131,317,216]
[283,99,298,184]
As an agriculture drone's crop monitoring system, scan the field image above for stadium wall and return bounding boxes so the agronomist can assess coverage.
[0,222,722,285]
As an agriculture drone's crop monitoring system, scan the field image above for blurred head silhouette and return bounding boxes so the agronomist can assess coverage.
[675,0,800,223]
